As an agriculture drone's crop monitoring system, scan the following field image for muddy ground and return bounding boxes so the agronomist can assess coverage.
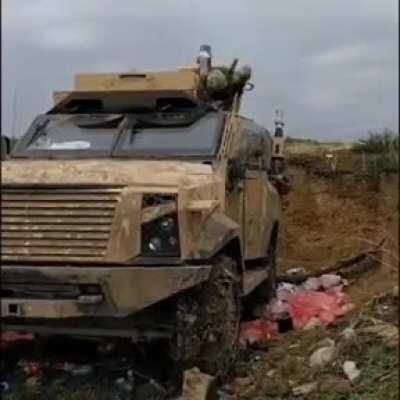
[1,160,398,400]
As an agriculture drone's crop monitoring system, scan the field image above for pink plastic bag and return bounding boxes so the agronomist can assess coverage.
[287,289,352,329]
[239,319,278,348]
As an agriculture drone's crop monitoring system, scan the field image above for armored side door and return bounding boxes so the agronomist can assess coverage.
[244,170,280,259]
[241,124,280,260]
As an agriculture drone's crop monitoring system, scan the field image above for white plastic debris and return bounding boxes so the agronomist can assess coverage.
[340,326,356,340]
[302,277,322,291]
[343,361,361,382]
[286,267,307,276]
[182,367,216,400]
[0,382,10,392]
[292,382,318,396]
[309,339,336,368]
[276,282,298,301]
[70,365,93,376]
[320,274,342,290]
[265,298,290,320]
[115,377,134,393]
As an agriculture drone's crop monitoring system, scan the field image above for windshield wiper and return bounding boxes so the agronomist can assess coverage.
[74,114,124,128]
[27,119,50,146]
[129,118,140,144]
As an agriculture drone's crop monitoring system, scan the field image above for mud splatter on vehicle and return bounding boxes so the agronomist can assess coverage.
[1,47,286,375]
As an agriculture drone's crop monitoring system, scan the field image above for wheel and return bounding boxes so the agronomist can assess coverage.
[170,255,241,377]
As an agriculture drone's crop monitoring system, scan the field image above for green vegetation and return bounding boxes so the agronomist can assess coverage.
[285,137,354,155]
[285,130,399,176]
[352,129,399,174]
[353,129,399,154]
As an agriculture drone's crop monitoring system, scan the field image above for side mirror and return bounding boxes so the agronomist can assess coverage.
[1,135,11,160]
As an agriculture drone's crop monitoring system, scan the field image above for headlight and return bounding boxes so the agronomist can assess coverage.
[160,217,175,232]
[142,214,180,257]
[148,237,163,252]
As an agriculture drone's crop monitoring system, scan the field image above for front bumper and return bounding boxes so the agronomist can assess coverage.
[1,265,211,319]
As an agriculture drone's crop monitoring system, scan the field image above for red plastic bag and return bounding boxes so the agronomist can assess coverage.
[287,289,353,329]
[239,319,278,348]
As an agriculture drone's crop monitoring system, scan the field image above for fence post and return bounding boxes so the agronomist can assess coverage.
[362,152,366,174]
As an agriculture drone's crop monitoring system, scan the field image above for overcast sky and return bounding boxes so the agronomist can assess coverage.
[2,0,398,140]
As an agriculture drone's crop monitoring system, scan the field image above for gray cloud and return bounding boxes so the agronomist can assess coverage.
[2,0,398,140]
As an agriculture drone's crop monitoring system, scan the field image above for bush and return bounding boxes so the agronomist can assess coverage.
[353,129,399,154]
[353,130,399,174]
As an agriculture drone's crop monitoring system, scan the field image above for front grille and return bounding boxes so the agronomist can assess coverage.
[1,186,123,262]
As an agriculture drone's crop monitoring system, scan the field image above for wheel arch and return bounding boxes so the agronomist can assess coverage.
[218,235,245,273]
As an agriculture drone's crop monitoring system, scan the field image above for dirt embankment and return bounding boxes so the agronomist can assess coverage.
[278,164,398,307]
[227,164,399,400]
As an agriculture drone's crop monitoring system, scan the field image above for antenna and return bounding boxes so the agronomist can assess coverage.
[197,44,212,77]
[274,108,285,138]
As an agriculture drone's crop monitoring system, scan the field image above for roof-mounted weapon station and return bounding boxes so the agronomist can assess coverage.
[52,45,253,115]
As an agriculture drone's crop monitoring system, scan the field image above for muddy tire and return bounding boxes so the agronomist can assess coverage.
[171,255,241,377]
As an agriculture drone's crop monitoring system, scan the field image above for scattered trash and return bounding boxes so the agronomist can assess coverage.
[182,367,216,400]
[288,288,353,329]
[0,381,10,393]
[292,382,318,396]
[115,377,134,393]
[266,369,275,377]
[309,339,336,368]
[19,360,41,377]
[320,274,343,290]
[265,298,290,319]
[302,277,322,291]
[241,272,353,346]
[343,361,361,382]
[239,320,278,348]
[340,326,356,340]
[70,364,93,376]
[54,361,76,372]
[286,268,307,277]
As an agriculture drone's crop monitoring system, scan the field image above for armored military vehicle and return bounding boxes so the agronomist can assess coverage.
[1,46,283,373]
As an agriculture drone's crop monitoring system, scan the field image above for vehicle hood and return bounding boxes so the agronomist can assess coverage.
[1,159,215,189]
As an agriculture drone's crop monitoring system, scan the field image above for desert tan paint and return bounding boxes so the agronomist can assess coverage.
[2,159,226,263]
[74,69,199,93]
[1,63,282,324]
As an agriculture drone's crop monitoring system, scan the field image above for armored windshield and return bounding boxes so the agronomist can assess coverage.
[12,114,123,157]
[12,110,223,158]
[115,111,222,157]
